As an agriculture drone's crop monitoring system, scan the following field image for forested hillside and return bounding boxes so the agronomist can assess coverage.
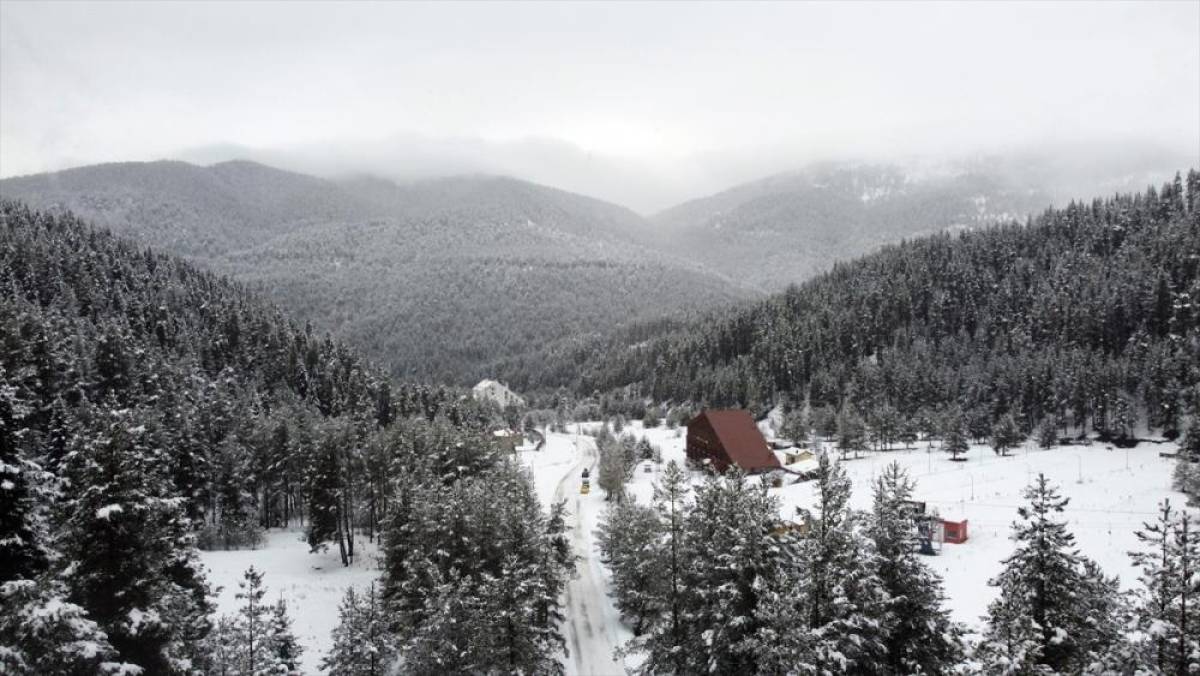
[0,161,757,384]
[0,201,570,672]
[652,162,1057,292]
[513,172,1200,441]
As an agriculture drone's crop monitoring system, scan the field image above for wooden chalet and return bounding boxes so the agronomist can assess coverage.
[686,409,782,474]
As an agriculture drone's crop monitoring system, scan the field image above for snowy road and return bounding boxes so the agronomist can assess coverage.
[549,431,632,676]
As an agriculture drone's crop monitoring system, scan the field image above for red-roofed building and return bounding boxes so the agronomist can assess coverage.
[686,409,782,474]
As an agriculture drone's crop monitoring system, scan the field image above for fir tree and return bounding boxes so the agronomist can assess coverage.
[756,451,888,674]
[977,474,1116,672]
[597,498,664,634]
[632,460,691,674]
[990,413,1024,456]
[0,577,131,675]
[58,409,213,672]
[837,407,867,459]
[1121,500,1200,673]
[868,462,964,673]
[323,584,394,676]
[944,412,970,461]
[267,597,304,675]
[1037,415,1059,449]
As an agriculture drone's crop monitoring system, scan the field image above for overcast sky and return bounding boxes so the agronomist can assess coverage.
[1,1,1197,209]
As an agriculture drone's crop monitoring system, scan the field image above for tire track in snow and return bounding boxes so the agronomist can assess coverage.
[551,431,628,676]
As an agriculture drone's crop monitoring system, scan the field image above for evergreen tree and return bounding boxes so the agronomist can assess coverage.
[780,407,810,445]
[990,413,1024,456]
[58,409,213,672]
[597,500,663,634]
[1119,500,1200,673]
[234,566,273,675]
[976,474,1116,672]
[1037,415,1059,449]
[0,577,130,675]
[754,452,888,674]
[633,461,691,674]
[868,462,964,672]
[837,407,867,459]
[267,597,304,675]
[0,370,47,582]
[943,410,970,461]
[323,584,395,676]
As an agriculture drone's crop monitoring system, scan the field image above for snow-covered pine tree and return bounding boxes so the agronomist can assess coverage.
[234,566,273,675]
[837,406,867,458]
[597,496,664,634]
[211,435,263,549]
[1114,500,1200,673]
[0,577,131,675]
[267,597,304,675]
[306,425,348,565]
[780,407,810,446]
[57,407,213,673]
[384,462,571,672]
[323,583,395,676]
[755,451,888,674]
[1037,415,1059,449]
[990,413,1024,456]
[670,469,781,674]
[630,460,691,675]
[868,462,964,673]
[976,474,1118,673]
[943,409,970,460]
[0,370,49,583]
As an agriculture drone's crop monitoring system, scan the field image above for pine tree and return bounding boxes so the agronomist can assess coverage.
[57,409,213,672]
[234,566,273,675]
[267,597,304,675]
[0,371,47,582]
[597,497,664,634]
[868,462,964,673]
[670,469,781,674]
[976,474,1116,672]
[837,407,867,459]
[990,413,1024,456]
[1037,415,1059,449]
[633,460,691,674]
[1121,500,1200,673]
[324,584,394,676]
[780,408,810,445]
[0,577,131,675]
[755,451,888,674]
[943,409,970,461]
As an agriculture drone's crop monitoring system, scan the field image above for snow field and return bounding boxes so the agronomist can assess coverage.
[581,421,1184,633]
[199,529,382,674]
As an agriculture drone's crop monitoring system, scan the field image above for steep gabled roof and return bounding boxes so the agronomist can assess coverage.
[697,409,780,472]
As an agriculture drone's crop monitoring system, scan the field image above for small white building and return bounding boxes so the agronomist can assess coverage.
[472,379,525,408]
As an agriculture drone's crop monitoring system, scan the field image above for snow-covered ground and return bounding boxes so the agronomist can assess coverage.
[199,529,382,674]
[573,421,1184,633]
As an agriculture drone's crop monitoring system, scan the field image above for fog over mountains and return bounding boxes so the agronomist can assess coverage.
[1,145,1191,384]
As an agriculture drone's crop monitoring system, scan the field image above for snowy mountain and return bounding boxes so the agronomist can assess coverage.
[0,161,759,383]
[651,162,1057,292]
